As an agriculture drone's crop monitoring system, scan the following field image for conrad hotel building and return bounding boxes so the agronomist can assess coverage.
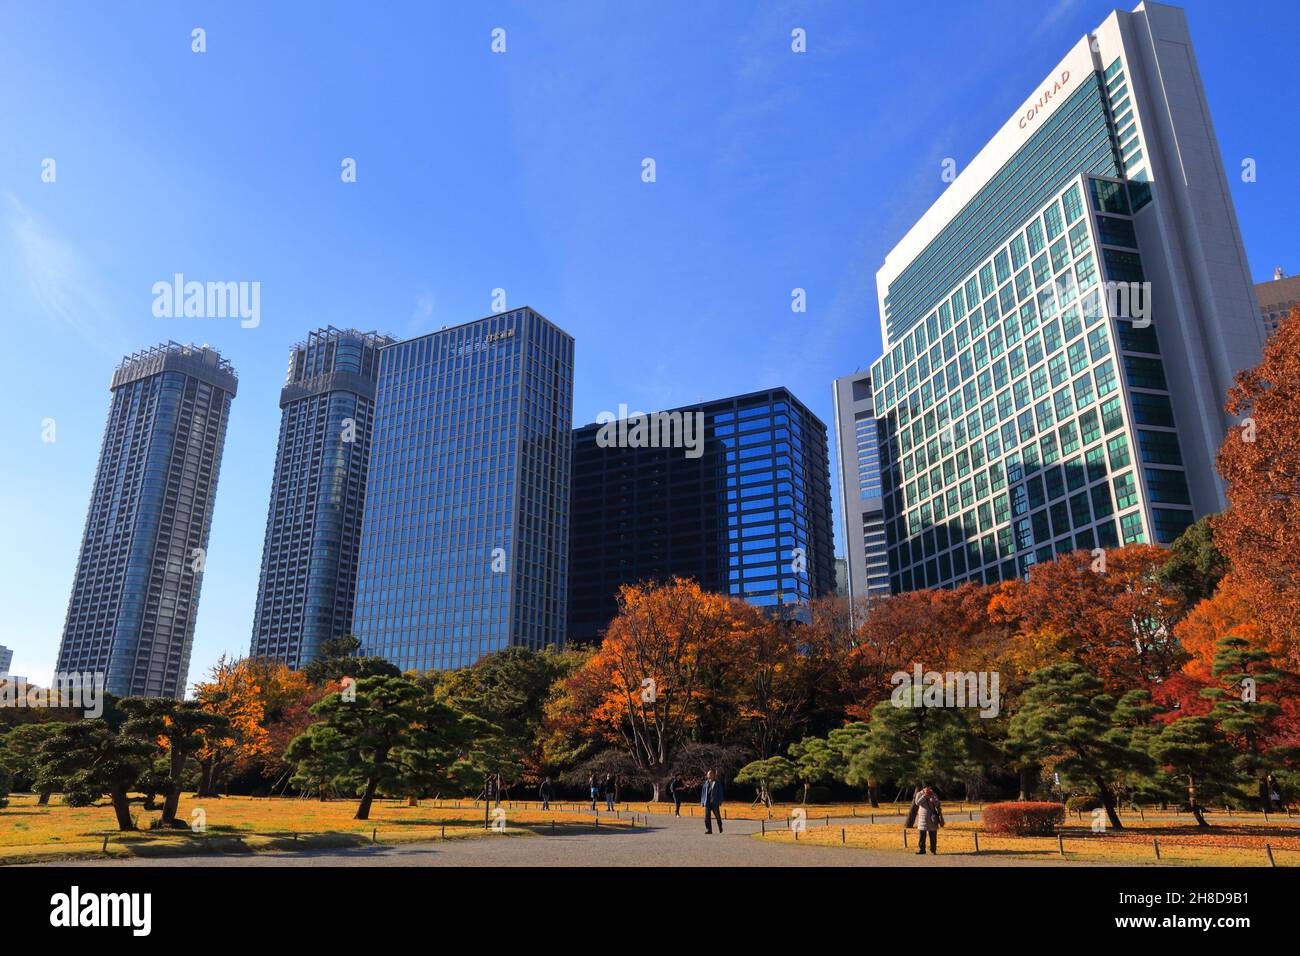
[867,2,1262,592]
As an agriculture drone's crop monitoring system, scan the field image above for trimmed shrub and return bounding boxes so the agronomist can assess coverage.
[1065,795,1102,813]
[982,801,1065,836]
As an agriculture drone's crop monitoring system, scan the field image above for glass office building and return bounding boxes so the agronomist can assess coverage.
[867,3,1263,593]
[832,371,891,611]
[56,343,238,698]
[568,388,835,643]
[352,308,574,670]
[250,327,393,669]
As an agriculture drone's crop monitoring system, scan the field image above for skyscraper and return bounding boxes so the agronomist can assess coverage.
[0,645,12,676]
[832,371,891,608]
[250,327,393,669]
[353,308,574,671]
[568,388,836,644]
[1256,268,1300,339]
[867,2,1263,593]
[56,343,237,698]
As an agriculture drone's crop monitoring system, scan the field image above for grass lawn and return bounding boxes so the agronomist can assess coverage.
[0,793,632,865]
[756,812,1300,866]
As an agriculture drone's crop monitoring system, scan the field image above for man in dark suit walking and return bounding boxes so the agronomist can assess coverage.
[701,769,725,834]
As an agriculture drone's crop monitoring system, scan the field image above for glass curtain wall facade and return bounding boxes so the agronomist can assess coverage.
[567,388,835,643]
[872,175,1194,591]
[250,327,393,669]
[56,343,237,698]
[353,308,574,671]
[868,4,1263,594]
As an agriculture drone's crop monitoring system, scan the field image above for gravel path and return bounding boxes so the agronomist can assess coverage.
[41,809,1091,867]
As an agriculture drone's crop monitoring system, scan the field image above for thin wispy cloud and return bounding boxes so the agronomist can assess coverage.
[6,194,120,354]
[407,291,435,332]
[1032,0,1086,39]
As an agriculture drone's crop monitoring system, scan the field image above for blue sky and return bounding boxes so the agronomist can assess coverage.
[1,1,1295,690]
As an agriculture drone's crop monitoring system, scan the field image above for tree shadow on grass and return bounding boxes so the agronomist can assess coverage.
[118,831,372,857]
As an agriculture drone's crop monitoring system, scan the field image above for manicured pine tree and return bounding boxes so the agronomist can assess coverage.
[1203,635,1291,810]
[845,690,980,802]
[735,756,797,807]
[120,698,230,827]
[0,722,68,805]
[33,722,154,831]
[291,674,426,820]
[285,724,350,801]
[825,722,877,806]
[1007,663,1153,829]
[787,735,841,805]
[1149,716,1239,827]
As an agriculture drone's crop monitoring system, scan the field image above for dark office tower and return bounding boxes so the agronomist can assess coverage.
[56,343,237,698]
[353,308,574,671]
[250,327,393,669]
[568,388,836,644]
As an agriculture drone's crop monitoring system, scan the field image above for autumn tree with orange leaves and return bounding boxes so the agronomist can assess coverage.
[1215,304,1300,669]
[546,579,737,800]
[192,655,272,797]
[715,601,844,762]
[839,584,994,719]
[988,545,1186,689]
[228,660,316,792]
[1173,573,1268,682]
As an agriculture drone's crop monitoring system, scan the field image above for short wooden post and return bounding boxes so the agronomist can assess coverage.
[1266,844,1276,867]
[441,824,446,839]
[973,830,980,854]
[1153,837,1161,860]
[761,820,766,835]
[102,834,109,854]
[1139,806,1145,821]
[371,828,377,843]
[903,828,908,848]
[1058,834,1065,856]
[841,828,846,845]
